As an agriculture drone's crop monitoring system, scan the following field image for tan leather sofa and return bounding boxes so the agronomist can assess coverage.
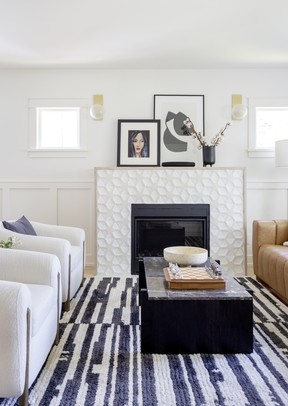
[253,220,288,305]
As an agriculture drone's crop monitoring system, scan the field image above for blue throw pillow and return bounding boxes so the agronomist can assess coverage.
[2,216,37,236]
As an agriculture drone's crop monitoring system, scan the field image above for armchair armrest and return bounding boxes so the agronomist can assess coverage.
[253,220,277,247]
[0,220,85,305]
[252,220,276,275]
[253,219,288,247]
[252,219,288,274]
[0,249,60,288]
[0,280,30,397]
[0,228,70,296]
[0,227,70,262]
[31,221,85,246]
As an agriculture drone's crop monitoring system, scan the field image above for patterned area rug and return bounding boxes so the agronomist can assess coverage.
[1,277,288,406]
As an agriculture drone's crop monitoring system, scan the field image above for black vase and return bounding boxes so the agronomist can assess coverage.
[203,146,216,167]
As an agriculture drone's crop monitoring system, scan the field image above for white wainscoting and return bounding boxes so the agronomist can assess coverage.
[1,177,288,276]
[0,181,95,267]
[246,181,288,273]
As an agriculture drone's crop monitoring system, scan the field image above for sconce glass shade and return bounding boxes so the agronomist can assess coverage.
[275,140,288,167]
[231,104,247,120]
[90,104,104,120]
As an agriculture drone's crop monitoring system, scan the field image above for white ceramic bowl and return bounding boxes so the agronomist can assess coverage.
[163,246,208,266]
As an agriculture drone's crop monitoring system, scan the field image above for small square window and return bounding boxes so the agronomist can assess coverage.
[248,98,288,157]
[37,107,80,149]
[28,98,88,158]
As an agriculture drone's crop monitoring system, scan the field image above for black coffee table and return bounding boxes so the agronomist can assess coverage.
[140,257,253,354]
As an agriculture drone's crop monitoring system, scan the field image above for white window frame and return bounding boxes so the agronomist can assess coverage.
[28,98,88,158]
[248,97,288,158]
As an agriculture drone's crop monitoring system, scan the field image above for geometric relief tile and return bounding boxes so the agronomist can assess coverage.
[95,168,246,277]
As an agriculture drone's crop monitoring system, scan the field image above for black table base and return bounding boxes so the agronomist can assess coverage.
[140,257,253,354]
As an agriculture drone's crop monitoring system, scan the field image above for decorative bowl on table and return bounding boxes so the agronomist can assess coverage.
[163,246,208,266]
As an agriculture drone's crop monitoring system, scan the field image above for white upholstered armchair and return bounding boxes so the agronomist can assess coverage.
[0,218,85,311]
[0,249,61,406]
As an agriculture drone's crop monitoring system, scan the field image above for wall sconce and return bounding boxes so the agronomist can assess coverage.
[90,94,104,120]
[231,94,247,120]
[275,140,288,167]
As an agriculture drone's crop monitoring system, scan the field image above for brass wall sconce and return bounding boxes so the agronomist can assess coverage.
[231,94,247,120]
[90,94,104,120]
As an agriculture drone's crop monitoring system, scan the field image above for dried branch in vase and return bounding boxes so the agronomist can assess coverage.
[182,118,231,149]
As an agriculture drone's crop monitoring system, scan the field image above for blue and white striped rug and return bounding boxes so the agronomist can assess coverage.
[1,276,288,406]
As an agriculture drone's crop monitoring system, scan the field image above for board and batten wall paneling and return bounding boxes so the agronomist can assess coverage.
[0,189,2,219]
[2,179,288,275]
[8,185,57,223]
[0,181,95,268]
[57,186,94,267]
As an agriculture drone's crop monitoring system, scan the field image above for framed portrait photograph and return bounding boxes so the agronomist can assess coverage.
[117,119,160,167]
[154,94,205,164]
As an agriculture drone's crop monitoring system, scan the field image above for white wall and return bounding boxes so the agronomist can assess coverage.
[1,68,288,271]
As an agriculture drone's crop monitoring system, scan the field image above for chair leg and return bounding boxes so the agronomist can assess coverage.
[81,241,85,287]
[54,272,60,345]
[64,254,71,312]
[19,308,31,406]
[19,389,28,406]
[64,298,70,312]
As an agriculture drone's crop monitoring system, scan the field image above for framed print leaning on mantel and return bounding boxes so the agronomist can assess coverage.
[154,94,205,164]
[117,119,160,167]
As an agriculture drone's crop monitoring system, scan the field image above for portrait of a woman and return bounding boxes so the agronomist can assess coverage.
[128,130,150,158]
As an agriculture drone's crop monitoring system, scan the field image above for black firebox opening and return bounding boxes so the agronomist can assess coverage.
[131,203,210,274]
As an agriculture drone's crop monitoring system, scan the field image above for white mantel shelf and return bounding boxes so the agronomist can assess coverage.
[95,167,246,277]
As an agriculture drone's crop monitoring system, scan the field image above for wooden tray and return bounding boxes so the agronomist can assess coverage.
[163,267,226,290]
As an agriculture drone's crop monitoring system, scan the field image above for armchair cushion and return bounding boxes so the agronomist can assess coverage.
[2,215,37,236]
[70,245,83,270]
[27,284,55,336]
[0,281,30,398]
[0,250,61,401]
[253,219,288,304]
[0,220,85,307]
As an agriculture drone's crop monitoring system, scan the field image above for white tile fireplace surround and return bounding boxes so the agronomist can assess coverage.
[95,167,246,277]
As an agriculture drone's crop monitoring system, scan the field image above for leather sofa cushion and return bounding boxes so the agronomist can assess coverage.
[258,244,288,300]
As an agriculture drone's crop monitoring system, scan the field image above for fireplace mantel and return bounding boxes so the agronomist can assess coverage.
[95,167,246,276]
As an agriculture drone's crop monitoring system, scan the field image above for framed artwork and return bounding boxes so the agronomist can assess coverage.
[117,119,160,167]
[154,94,205,164]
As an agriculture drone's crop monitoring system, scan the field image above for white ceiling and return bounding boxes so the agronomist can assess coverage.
[1,0,288,69]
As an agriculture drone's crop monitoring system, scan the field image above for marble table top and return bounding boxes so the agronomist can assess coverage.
[143,257,252,301]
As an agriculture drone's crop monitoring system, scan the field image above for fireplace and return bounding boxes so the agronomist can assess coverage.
[131,203,210,274]
[95,168,246,276]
